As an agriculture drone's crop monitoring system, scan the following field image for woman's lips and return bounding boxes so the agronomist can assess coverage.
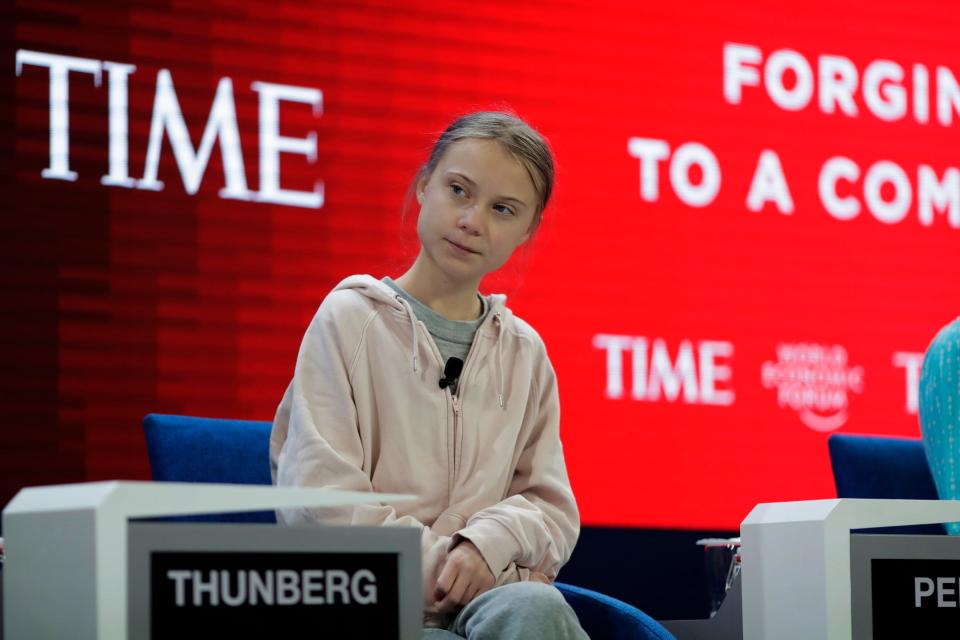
[446,239,480,254]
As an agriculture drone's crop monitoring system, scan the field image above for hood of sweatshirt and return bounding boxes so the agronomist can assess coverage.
[331,274,512,408]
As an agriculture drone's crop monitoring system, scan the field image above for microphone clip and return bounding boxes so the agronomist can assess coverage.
[439,357,464,391]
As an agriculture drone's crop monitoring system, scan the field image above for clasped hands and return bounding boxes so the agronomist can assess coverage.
[433,539,550,614]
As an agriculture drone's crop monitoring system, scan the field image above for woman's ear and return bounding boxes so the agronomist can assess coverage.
[416,176,428,204]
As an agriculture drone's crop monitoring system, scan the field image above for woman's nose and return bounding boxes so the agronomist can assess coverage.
[458,205,483,234]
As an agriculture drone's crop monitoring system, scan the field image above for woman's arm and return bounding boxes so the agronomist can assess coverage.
[451,348,580,582]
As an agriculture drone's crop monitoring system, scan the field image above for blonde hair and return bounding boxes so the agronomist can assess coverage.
[414,111,555,230]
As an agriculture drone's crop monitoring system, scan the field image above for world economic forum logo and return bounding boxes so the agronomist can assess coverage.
[761,343,864,432]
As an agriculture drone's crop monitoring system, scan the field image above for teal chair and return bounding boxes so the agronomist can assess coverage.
[142,413,676,640]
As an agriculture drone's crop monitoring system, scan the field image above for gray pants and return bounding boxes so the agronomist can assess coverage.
[422,582,589,639]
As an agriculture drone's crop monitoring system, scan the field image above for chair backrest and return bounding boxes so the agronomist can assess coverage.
[142,413,274,522]
[827,433,944,534]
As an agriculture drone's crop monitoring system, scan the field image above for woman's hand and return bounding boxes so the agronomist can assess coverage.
[433,539,496,613]
[529,570,551,584]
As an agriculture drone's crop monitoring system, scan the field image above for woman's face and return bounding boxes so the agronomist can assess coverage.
[415,138,539,284]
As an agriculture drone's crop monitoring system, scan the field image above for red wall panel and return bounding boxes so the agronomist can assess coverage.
[4,0,959,529]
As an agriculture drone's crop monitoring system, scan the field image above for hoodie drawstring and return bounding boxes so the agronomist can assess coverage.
[494,311,505,409]
[395,295,419,372]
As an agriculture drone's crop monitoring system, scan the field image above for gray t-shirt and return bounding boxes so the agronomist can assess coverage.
[382,277,488,368]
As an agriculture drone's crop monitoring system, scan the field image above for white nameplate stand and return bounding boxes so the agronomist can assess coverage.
[741,498,960,640]
[2,481,417,639]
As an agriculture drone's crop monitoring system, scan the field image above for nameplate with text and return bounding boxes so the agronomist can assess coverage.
[151,551,397,637]
[871,558,960,638]
[128,522,421,640]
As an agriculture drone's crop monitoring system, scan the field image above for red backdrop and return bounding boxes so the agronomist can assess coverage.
[4,0,959,529]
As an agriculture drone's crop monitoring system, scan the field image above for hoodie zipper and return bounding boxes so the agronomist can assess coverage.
[451,393,462,484]
[406,316,464,503]
[412,320,456,501]
[398,297,498,503]
[447,311,493,481]
[447,337,476,499]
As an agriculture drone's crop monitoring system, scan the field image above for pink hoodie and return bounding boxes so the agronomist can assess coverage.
[269,275,579,619]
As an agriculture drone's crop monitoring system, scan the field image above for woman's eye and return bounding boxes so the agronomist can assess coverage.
[494,204,515,216]
[450,183,466,197]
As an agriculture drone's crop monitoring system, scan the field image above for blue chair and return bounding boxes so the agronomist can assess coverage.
[143,413,675,639]
[143,413,275,522]
[827,432,944,534]
[556,582,675,640]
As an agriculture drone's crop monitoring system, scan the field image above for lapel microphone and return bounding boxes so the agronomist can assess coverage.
[439,357,464,390]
